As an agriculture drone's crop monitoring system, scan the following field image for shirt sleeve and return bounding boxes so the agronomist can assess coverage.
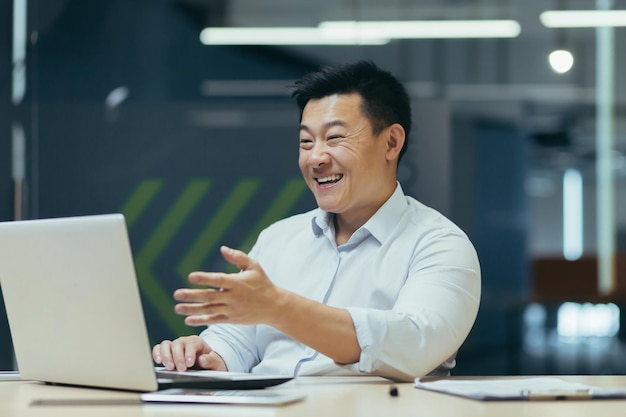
[343,232,481,382]
[199,324,259,373]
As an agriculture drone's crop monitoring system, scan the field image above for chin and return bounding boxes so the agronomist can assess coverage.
[315,200,341,213]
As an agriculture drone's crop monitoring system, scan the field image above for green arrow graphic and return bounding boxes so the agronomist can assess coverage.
[120,177,307,338]
[134,179,212,336]
[228,178,308,271]
[120,180,162,229]
[177,178,261,283]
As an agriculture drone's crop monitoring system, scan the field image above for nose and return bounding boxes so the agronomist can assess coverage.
[305,142,331,167]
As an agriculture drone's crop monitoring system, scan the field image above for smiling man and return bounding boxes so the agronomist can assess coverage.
[152,61,481,381]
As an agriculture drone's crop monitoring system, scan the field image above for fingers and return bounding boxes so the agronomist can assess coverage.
[171,338,188,371]
[183,307,229,326]
[175,301,226,317]
[152,336,217,372]
[172,286,229,323]
[182,247,258,291]
[152,343,165,365]
[175,303,229,326]
[220,245,254,271]
[174,287,221,303]
[156,339,186,371]
[186,272,228,290]
[183,338,204,368]
[152,340,177,370]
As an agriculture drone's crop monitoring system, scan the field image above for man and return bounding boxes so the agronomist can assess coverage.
[153,61,481,381]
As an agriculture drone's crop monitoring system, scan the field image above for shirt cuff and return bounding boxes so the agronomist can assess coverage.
[344,307,388,373]
[199,328,247,373]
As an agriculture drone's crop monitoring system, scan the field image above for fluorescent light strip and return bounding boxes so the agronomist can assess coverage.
[200,19,521,46]
[320,20,521,39]
[563,168,583,261]
[200,27,389,45]
[12,0,27,105]
[541,10,626,27]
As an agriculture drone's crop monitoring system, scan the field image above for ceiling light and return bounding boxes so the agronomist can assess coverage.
[199,19,521,46]
[548,50,574,74]
[200,27,389,45]
[540,10,626,28]
[319,20,521,39]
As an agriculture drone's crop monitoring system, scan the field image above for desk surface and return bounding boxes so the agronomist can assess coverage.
[3,375,626,417]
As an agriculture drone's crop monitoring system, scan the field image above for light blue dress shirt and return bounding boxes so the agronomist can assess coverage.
[200,183,481,381]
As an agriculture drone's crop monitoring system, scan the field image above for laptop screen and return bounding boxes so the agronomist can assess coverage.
[0,214,159,391]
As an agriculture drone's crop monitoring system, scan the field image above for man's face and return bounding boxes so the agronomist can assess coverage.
[298,93,396,223]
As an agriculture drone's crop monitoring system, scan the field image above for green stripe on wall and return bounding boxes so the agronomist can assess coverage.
[134,179,212,336]
[120,180,162,229]
[228,178,308,272]
[177,178,261,283]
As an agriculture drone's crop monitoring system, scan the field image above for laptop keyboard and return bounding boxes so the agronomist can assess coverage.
[156,370,217,381]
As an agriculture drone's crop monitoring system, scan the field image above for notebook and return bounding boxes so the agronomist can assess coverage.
[414,377,626,401]
[0,213,292,392]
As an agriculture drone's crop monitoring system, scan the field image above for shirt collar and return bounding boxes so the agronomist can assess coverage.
[312,210,332,237]
[310,182,407,245]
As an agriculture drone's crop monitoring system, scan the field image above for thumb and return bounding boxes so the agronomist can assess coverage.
[220,246,253,271]
[197,352,227,371]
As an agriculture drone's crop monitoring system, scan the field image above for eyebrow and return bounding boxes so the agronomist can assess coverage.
[299,120,347,132]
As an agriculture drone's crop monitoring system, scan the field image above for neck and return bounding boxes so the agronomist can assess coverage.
[332,182,397,246]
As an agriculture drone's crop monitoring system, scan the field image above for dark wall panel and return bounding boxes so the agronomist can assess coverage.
[28,0,318,344]
[452,119,530,375]
[0,0,16,370]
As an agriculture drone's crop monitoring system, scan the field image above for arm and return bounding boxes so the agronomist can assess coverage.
[344,234,481,380]
[174,246,361,365]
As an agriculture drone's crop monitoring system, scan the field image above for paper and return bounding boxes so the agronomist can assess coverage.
[413,377,626,401]
[141,388,306,405]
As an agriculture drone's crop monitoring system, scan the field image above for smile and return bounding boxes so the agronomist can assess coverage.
[316,174,344,185]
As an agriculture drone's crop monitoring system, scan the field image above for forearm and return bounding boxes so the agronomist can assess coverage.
[344,270,481,380]
[267,289,361,364]
[345,307,463,381]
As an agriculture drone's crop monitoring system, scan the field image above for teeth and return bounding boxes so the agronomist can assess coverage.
[317,174,343,184]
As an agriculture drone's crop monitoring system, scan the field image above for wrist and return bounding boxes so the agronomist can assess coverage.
[265,287,293,330]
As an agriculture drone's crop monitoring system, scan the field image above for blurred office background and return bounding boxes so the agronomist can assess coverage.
[1,0,626,375]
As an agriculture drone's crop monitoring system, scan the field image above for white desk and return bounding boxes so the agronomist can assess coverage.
[2,375,626,417]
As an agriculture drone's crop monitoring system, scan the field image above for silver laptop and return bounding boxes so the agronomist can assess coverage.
[0,214,291,392]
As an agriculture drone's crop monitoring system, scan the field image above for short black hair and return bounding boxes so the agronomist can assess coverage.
[291,60,412,161]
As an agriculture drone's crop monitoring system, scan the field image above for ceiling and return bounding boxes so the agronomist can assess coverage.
[172,0,626,160]
[31,0,626,157]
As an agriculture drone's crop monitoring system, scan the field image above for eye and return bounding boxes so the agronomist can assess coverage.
[299,138,313,149]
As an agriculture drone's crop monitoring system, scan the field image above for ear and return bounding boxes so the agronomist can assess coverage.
[385,123,405,161]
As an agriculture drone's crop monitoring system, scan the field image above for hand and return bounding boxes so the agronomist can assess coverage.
[173,246,360,365]
[173,246,283,327]
[152,335,227,372]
